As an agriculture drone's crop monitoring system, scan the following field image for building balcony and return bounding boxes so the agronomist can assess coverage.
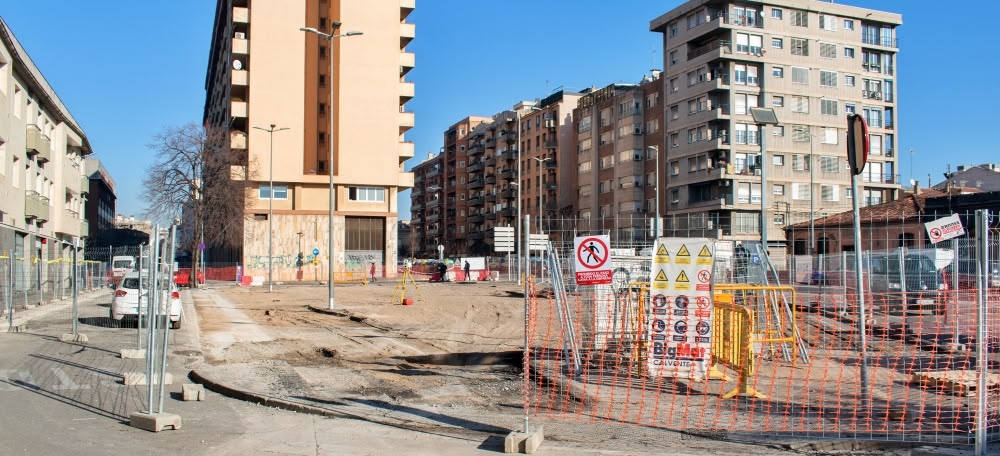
[233,37,248,55]
[424,167,440,178]
[400,0,415,17]
[233,6,248,23]
[232,100,247,118]
[80,176,90,194]
[468,196,484,206]
[400,51,415,76]
[25,191,50,222]
[485,156,496,167]
[485,175,496,184]
[81,219,90,237]
[499,169,515,180]
[486,212,497,221]
[230,130,247,149]
[469,214,485,223]
[499,148,518,161]
[467,161,484,172]
[399,140,414,163]
[486,193,497,203]
[500,188,516,199]
[233,70,248,87]
[468,143,484,156]
[485,138,496,149]
[400,81,414,103]
[427,212,440,221]
[26,125,51,163]
[543,140,557,149]
[426,198,441,208]
[399,110,415,133]
[499,208,516,218]
[469,232,485,240]
[469,180,485,190]
[687,40,731,68]
[400,22,415,48]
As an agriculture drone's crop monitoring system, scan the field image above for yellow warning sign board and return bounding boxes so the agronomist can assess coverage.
[698,245,712,257]
[677,245,691,256]
[674,269,691,290]
[676,270,690,282]
[652,269,670,289]
[654,244,671,264]
[676,244,691,264]
[696,245,713,265]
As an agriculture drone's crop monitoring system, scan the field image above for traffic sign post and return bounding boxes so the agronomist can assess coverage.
[573,235,612,286]
[925,214,965,244]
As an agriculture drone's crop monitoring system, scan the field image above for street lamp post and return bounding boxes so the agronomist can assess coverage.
[253,123,289,292]
[808,129,815,256]
[515,106,540,284]
[300,23,362,310]
[647,146,660,242]
[750,108,779,255]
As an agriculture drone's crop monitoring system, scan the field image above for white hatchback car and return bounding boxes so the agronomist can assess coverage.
[110,272,183,329]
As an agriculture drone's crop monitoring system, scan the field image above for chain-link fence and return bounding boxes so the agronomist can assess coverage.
[523,209,1000,448]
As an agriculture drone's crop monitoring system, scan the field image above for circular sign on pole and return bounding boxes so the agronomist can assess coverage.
[846,113,870,176]
[576,237,609,270]
[198,242,205,251]
[573,235,613,286]
[312,248,320,256]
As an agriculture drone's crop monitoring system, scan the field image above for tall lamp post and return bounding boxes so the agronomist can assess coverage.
[647,145,660,241]
[515,106,540,284]
[300,23,362,310]
[749,108,779,255]
[253,123,289,292]
[806,128,815,256]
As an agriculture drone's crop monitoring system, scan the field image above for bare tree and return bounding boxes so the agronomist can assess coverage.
[142,123,254,286]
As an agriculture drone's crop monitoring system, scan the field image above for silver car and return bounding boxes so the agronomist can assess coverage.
[110,272,182,329]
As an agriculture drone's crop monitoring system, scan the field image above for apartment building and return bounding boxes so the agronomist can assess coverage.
[0,18,91,267]
[203,0,415,279]
[83,158,117,238]
[409,91,580,258]
[651,0,901,257]
[572,74,666,242]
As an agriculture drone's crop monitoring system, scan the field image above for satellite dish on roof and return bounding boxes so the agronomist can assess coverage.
[233,60,243,70]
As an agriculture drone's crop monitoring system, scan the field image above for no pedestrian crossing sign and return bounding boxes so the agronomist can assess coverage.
[574,235,612,286]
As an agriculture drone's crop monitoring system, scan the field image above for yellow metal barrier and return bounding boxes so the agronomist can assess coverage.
[712,285,801,399]
[712,293,764,399]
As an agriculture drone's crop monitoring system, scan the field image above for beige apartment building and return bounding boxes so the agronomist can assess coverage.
[651,0,901,258]
[204,0,415,279]
[0,18,91,275]
[410,91,580,258]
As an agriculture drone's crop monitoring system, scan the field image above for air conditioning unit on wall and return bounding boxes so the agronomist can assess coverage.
[235,32,246,39]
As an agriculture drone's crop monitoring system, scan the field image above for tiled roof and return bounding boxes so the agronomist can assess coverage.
[788,189,948,229]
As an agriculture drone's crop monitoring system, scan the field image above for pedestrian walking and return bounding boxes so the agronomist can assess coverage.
[370,262,377,282]
[464,261,472,282]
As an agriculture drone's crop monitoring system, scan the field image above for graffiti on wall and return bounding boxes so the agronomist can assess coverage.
[246,250,383,271]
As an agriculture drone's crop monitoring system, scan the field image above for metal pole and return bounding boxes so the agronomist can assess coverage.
[809,133,815,256]
[72,243,78,337]
[328,39,337,310]
[158,223,177,413]
[145,228,159,413]
[850,173,871,410]
[524,215,531,280]
[760,126,768,254]
[268,127,274,292]
[653,146,660,240]
[137,244,144,350]
[516,111,523,286]
[522,219,531,434]
[952,237,960,344]
[975,209,990,456]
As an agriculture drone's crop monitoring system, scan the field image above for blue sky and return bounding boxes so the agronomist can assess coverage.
[3,1,997,220]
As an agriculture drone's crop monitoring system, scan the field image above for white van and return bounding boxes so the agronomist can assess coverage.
[111,256,136,280]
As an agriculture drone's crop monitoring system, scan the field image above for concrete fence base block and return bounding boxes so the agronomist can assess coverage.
[59,333,89,343]
[504,426,543,454]
[123,372,174,386]
[129,412,182,432]
[120,349,146,359]
[181,383,205,401]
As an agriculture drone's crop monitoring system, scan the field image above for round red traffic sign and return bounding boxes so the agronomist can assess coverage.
[929,227,942,241]
[697,270,712,283]
[576,237,609,270]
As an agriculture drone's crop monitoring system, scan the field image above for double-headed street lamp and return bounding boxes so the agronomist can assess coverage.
[300,23,363,310]
[252,123,289,292]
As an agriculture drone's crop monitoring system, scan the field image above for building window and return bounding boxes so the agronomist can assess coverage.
[792,154,809,171]
[821,99,838,116]
[319,46,327,58]
[821,156,840,173]
[772,95,784,107]
[821,185,840,202]
[845,75,856,87]
[844,103,856,114]
[819,15,837,31]
[669,50,678,66]
[670,105,679,120]
[792,67,809,84]
[819,42,836,59]
[773,155,785,166]
[348,186,385,202]
[772,37,783,49]
[844,19,854,30]
[791,96,809,113]
[259,184,289,200]
[772,8,783,19]
[774,213,786,225]
[319,75,326,87]
[820,70,838,87]
[791,9,808,27]
[772,125,784,136]
[772,66,784,78]
[670,161,680,175]
[790,38,808,56]
[844,47,855,58]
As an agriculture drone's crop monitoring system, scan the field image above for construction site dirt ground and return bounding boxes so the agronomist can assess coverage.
[189,280,952,454]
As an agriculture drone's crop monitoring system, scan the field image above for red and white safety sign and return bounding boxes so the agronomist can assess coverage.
[574,235,612,285]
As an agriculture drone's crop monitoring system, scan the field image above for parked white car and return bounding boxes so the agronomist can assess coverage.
[110,272,182,329]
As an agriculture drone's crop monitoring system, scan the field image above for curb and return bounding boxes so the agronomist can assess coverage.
[188,369,347,419]
[306,305,351,318]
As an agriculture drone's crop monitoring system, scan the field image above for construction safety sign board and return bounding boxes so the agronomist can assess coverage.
[925,214,965,244]
[574,235,612,286]
[648,238,715,381]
